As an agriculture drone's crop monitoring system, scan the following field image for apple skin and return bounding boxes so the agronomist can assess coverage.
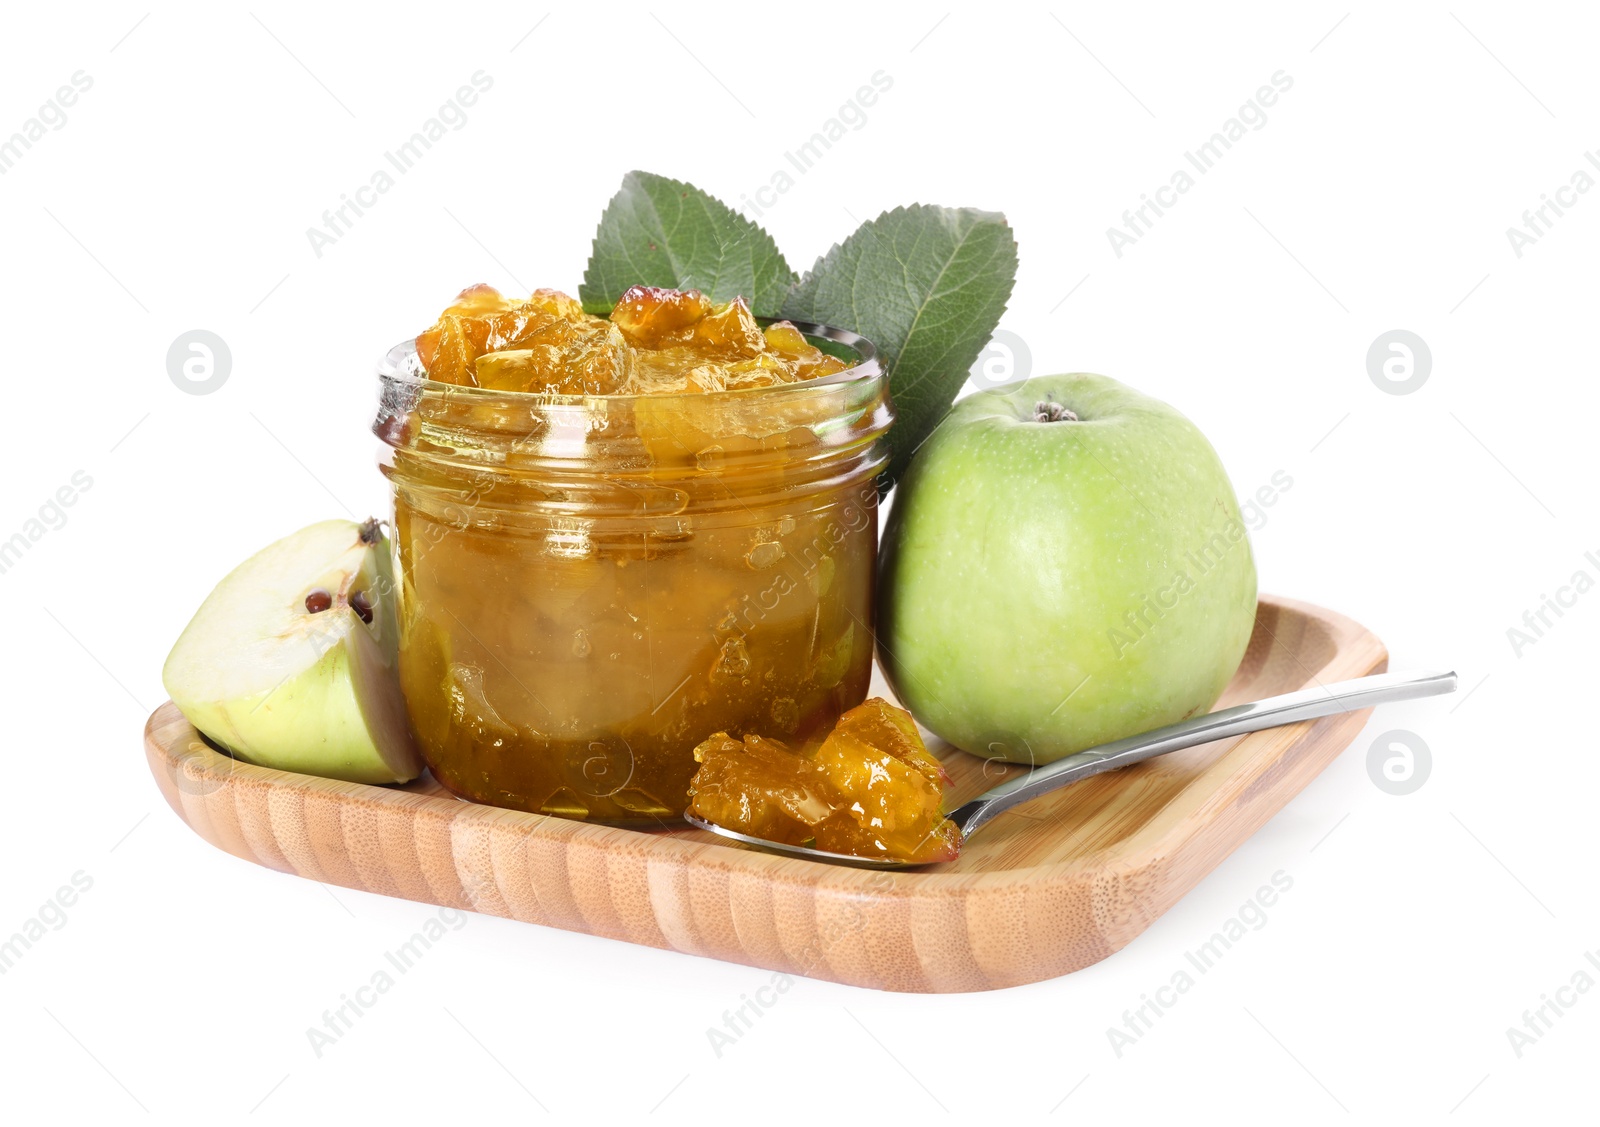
[170,621,417,785]
[876,373,1257,764]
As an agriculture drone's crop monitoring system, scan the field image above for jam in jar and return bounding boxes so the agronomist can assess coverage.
[375,286,892,825]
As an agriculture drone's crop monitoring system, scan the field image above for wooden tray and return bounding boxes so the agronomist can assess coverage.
[144,595,1385,993]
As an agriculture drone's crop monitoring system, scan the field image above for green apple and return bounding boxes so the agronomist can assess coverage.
[876,373,1257,764]
[162,518,423,783]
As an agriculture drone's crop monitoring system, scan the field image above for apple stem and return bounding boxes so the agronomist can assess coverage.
[1033,398,1079,423]
[359,518,382,545]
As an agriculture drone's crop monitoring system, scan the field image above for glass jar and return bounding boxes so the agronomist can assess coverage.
[374,323,892,826]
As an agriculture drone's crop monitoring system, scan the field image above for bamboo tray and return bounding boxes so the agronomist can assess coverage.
[144,594,1385,993]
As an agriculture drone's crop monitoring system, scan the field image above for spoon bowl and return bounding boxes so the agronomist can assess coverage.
[682,812,918,869]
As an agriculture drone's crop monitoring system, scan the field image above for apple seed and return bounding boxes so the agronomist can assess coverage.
[304,589,333,614]
[350,590,374,624]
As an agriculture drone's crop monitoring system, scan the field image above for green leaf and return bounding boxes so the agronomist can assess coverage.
[780,205,1018,490]
[579,171,796,316]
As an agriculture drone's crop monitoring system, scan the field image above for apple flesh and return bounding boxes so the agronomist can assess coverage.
[162,519,423,784]
[876,373,1258,764]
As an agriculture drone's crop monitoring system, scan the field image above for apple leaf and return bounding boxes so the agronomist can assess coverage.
[780,205,1018,490]
[579,170,797,316]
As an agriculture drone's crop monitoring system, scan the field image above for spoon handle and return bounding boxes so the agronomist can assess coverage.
[951,669,1457,839]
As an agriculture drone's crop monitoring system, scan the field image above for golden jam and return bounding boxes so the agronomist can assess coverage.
[414,283,851,395]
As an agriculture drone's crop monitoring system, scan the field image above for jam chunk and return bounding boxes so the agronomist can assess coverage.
[686,297,766,359]
[474,318,631,396]
[416,284,596,387]
[610,285,714,349]
[764,320,852,381]
[687,698,962,863]
[724,353,797,389]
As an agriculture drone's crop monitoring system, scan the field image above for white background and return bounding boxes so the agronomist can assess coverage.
[0,2,1592,1122]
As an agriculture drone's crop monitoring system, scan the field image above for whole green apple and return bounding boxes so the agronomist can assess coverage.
[876,373,1257,764]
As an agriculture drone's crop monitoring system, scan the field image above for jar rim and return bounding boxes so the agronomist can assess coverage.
[377,317,883,401]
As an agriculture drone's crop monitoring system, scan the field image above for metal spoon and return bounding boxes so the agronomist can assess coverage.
[684,669,1457,869]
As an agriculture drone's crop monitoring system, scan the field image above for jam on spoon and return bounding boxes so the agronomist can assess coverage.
[687,698,962,864]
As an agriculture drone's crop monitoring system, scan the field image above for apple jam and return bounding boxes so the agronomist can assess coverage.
[374,288,891,825]
[687,698,963,863]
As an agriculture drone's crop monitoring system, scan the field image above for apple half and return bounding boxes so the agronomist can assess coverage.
[162,518,424,784]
